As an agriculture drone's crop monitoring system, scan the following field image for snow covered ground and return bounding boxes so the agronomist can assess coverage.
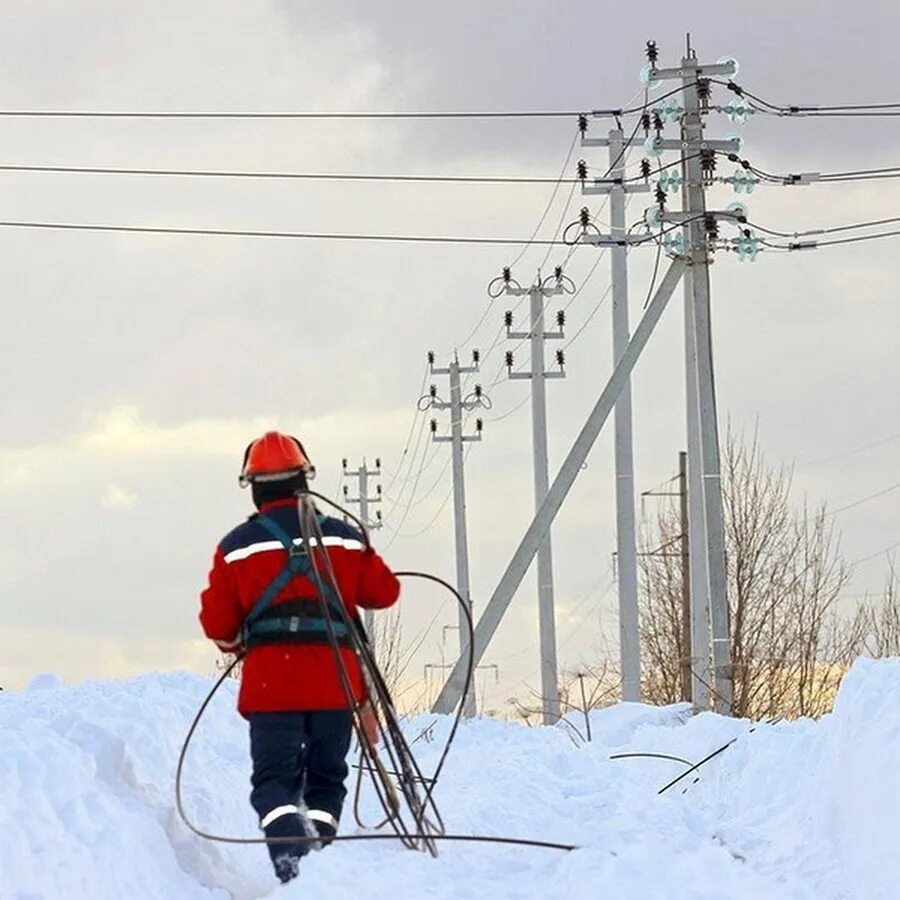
[2,659,898,900]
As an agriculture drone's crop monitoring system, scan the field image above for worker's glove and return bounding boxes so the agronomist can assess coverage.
[214,635,244,654]
[359,701,380,746]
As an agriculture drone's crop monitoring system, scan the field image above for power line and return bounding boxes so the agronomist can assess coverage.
[562,283,613,351]
[716,81,900,117]
[639,161,665,311]
[453,90,639,366]
[815,229,900,248]
[852,540,900,567]
[0,219,574,246]
[0,163,584,185]
[729,155,900,187]
[451,128,581,357]
[382,364,430,495]
[825,482,900,519]
[384,452,454,511]
[0,108,588,120]
[382,482,455,541]
[759,228,900,251]
[747,215,900,240]
[0,87,695,121]
[507,128,581,271]
[486,394,530,424]
[539,177,580,270]
[383,423,436,551]
[797,429,900,467]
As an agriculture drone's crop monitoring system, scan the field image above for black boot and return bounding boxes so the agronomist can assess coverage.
[311,818,337,849]
[273,853,301,885]
[264,811,310,882]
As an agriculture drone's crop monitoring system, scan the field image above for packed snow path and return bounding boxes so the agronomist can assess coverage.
[2,659,898,899]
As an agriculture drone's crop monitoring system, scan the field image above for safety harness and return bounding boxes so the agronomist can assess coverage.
[240,513,350,650]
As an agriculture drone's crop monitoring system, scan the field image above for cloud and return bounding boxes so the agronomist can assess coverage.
[1,0,898,710]
[100,482,138,510]
[1,404,419,478]
[80,407,272,458]
[0,625,218,691]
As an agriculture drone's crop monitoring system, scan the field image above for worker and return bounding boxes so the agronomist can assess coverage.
[199,431,400,883]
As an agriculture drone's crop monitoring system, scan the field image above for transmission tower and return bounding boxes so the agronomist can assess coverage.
[427,349,486,718]
[499,266,568,724]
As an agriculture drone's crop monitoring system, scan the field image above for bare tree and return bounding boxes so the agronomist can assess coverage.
[371,605,436,716]
[507,660,619,730]
[862,557,900,656]
[639,427,859,718]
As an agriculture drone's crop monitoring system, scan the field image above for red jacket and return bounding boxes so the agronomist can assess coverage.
[199,499,400,716]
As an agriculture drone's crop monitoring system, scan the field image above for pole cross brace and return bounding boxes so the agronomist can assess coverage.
[578,233,648,247]
[651,137,742,154]
[508,370,566,381]
[433,435,483,444]
[648,60,738,80]
[582,181,652,196]
[430,364,479,376]
[503,285,565,298]
[581,136,645,149]
[660,210,743,224]
[507,329,564,341]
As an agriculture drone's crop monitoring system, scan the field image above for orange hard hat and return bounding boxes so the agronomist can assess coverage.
[239,431,315,487]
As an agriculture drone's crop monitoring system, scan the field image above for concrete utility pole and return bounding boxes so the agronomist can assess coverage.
[432,258,689,715]
[580,127,652,702]
[502,269,567,724]
[432,44,739,718]
[683,269,712,710]
[678,450,693,703]
[428,349,485,718]
[342,457,383,640]
[678,50,733,714]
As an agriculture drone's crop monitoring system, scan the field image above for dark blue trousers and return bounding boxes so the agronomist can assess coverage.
[248,710,353,866]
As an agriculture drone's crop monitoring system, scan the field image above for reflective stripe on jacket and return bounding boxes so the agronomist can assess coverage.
[199,498,400,715]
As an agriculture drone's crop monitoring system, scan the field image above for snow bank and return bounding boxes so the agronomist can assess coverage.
[825,658,900,900]
[1,660,896,899]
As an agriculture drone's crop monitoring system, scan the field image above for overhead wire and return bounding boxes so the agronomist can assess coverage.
[0,108,588,120]
[746,214,900,239]
[811,228,900,248]
[823,481,900,519]
[383,415,432,522]
[562,283,613,351]
[0,84,696,121]
[851,540,900,567]
[0,163,587,184]
[384,453,454,512]
[482,105,647,404]
[0,220,575,245]
[526,83,646,277]
[382,446,475,541]
[760,229,900,250]
[725,155,900,188]
[446,129,581,361]
[714,80,900,117]
[796,429,900,468]
[639,159,667,311]
[506,127,582,272]
[382,363,431,495]
[383,439,440,551]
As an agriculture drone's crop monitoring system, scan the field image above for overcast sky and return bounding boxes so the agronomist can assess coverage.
[1,1,898,713]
